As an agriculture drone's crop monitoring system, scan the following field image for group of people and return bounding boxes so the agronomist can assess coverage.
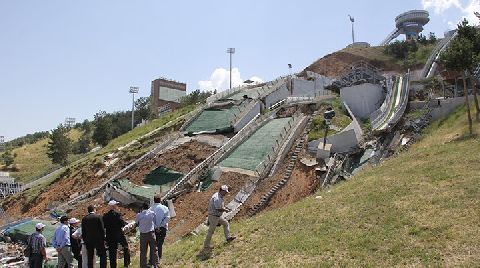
[26,196,170,268]
[26,184,236,268]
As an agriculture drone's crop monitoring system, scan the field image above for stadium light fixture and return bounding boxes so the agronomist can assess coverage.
[129,86,139,130]
[227,48,235,90]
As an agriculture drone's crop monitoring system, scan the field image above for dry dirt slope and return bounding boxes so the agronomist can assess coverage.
[142,105,480,267]
[300,46,403,77]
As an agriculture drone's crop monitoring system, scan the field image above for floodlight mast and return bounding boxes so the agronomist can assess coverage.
[348,15,355,44]
[129,86,139,130]
[0,136,4,151]
[227,48,235,90]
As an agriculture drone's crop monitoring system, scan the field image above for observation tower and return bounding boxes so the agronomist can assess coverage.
[380,10,430,46]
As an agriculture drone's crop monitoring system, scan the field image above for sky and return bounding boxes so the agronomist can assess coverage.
[1,0,479,141]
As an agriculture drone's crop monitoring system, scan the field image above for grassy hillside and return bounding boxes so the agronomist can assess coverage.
[6,129,83,183]
[145,105,479,267]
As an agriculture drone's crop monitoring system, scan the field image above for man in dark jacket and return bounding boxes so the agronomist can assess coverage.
[82,205,107,268]
[103,200,131,268]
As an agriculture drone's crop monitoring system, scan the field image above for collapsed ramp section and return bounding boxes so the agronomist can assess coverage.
[218,117,295,175]
[371,72,411,131]
[106,167,184,205]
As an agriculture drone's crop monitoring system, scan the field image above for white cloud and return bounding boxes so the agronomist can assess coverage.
[422,0,480,27]
[422,0,462,14]
[198,68,264,92]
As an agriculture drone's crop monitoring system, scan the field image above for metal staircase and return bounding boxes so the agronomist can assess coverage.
[332,61,384,88]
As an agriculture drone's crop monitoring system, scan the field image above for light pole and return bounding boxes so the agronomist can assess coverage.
[288,63,293,95]
[323,107,336,149]
[129,86,139,130]
[0,136,5,152]
[227,48,235,90]
[348,15,355,44]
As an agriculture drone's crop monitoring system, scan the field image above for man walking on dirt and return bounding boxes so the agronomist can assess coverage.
[203,185,236,250]
[151,196,170,262]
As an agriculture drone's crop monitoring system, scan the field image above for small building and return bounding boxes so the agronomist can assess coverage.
[150,77,187,117]
[0,172,23,199]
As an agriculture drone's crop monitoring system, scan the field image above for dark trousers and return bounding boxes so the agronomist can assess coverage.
[86,242,107,268]
[155,227,167,260]
[29,253,43,268]
[107,235,130,268]
[139,231,157,268]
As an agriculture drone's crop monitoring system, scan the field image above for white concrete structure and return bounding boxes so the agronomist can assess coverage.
[340,83,385,119]
[291,77,332,97]
[265,84,289,108]
[234,101,261,132]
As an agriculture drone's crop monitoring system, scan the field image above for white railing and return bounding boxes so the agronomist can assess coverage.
[421,31,457,78]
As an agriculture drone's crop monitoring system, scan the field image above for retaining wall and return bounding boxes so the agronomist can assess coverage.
[308,102,363,154]
[234,101,261,132]
[409,97,466,121]
[292,78,332,97]
[265,84,289,108]
[340,83,385,119]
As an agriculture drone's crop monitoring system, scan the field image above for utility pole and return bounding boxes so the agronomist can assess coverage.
[129,86,139,130]
[227,48,235,90]
[348,15,355,44]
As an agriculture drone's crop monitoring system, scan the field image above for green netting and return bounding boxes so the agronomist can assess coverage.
[185,106,241,133]
[115,179,160,200]
[4,220,56,246]
[219,117,292,171]
[144,166,183,186]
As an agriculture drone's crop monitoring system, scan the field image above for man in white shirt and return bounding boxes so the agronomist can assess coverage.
[150,195,170,261]
[136,203,158,268]
[203,185,236,249]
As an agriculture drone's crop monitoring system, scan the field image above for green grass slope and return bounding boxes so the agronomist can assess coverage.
[148,106,479,267]
[6,129,83,183]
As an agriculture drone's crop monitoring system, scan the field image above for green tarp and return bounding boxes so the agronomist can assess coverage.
[185,106,241,133]
[4,220,56,246]
[220,117,293,171]
[144,166,183,186]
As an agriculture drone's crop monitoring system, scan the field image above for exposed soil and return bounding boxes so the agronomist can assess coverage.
[235,144,317,219]
[167,172,252,242]
[301,50,402,78]
[125,141,216,185]
[265,151,317,211]
[1,127,188,219]
[68,194,138,222]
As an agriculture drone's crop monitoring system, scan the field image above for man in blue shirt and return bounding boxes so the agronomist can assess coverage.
[150,196,170,262]
[136,203,158,268]
[52,216,73,268]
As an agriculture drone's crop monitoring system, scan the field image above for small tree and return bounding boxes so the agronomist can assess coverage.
[1,150,15,167]
[74,132,92,154]
[47,125,72,166]
[134,96,152,121]
[92,111,113,147]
